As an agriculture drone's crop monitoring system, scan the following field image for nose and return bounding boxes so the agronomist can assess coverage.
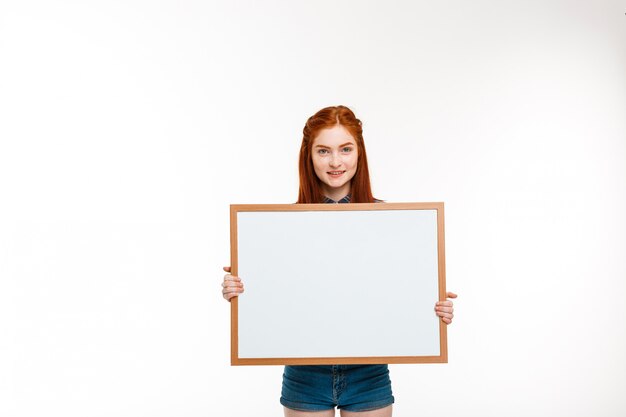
[329,152,342,168]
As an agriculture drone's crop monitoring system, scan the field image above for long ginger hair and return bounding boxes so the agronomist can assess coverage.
[297,105,375,204]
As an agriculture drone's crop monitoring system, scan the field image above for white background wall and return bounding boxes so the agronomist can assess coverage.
[1,1,625,416]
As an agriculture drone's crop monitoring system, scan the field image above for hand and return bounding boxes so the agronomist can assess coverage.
[222,266,244,301]
[435,292,457,325]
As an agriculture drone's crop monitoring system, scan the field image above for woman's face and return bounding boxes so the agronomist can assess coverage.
[311,124,359,200]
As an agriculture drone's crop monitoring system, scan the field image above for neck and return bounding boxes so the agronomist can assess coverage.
[321,183,351,202]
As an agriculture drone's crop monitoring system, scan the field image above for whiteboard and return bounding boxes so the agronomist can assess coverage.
[229,203,447,365]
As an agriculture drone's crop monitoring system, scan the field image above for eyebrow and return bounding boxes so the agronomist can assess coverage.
[314,142,355,149]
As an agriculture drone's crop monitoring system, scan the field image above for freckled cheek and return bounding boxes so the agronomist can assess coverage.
[312,159,328,178]
[313,159,323,171]
[347,156,358,172]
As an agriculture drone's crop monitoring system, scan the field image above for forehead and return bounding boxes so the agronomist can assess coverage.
[312,125,356,147]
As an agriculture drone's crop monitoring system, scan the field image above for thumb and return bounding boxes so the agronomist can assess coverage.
[223,266,231,272]
[446,291,458,299]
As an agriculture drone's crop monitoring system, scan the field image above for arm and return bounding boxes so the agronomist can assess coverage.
[222,266,244,301]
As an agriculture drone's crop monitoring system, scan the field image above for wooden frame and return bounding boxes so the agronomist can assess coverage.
[230,202,447,365]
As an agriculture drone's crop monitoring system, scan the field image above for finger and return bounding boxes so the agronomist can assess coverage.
[446,292,457,299]
[223,275,241,282]
[441,317,452,325]
[435,306,453,314]
[436,301,453,307]
[223,266,231,272]
[437,310,453,316]
[223,281,244,289]
[437,312,454,321]
[222,286,244,296]
[436,311,454,319]
[223,291,242,301]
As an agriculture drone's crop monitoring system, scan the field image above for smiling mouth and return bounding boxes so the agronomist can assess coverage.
[327,171,346,176]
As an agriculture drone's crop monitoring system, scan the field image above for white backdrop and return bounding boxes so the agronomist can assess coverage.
[1,1,625,416]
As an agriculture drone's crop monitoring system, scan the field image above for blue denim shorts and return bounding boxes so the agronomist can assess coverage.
[280,365,394,412]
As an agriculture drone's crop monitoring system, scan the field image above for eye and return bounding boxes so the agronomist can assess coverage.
[341,147,353,153]
[317,149,329,155]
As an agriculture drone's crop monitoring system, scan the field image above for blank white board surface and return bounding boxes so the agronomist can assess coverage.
[230,203,447,365]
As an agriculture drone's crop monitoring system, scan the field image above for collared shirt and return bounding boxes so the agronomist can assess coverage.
[323,194,351,204]
[322,194,382,204]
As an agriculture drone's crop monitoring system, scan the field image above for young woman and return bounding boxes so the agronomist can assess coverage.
[222,105,457,417]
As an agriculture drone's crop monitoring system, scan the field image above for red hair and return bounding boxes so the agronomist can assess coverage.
[297,105,375,204]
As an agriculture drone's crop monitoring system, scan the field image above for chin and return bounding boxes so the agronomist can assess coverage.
[327,180,349,188]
